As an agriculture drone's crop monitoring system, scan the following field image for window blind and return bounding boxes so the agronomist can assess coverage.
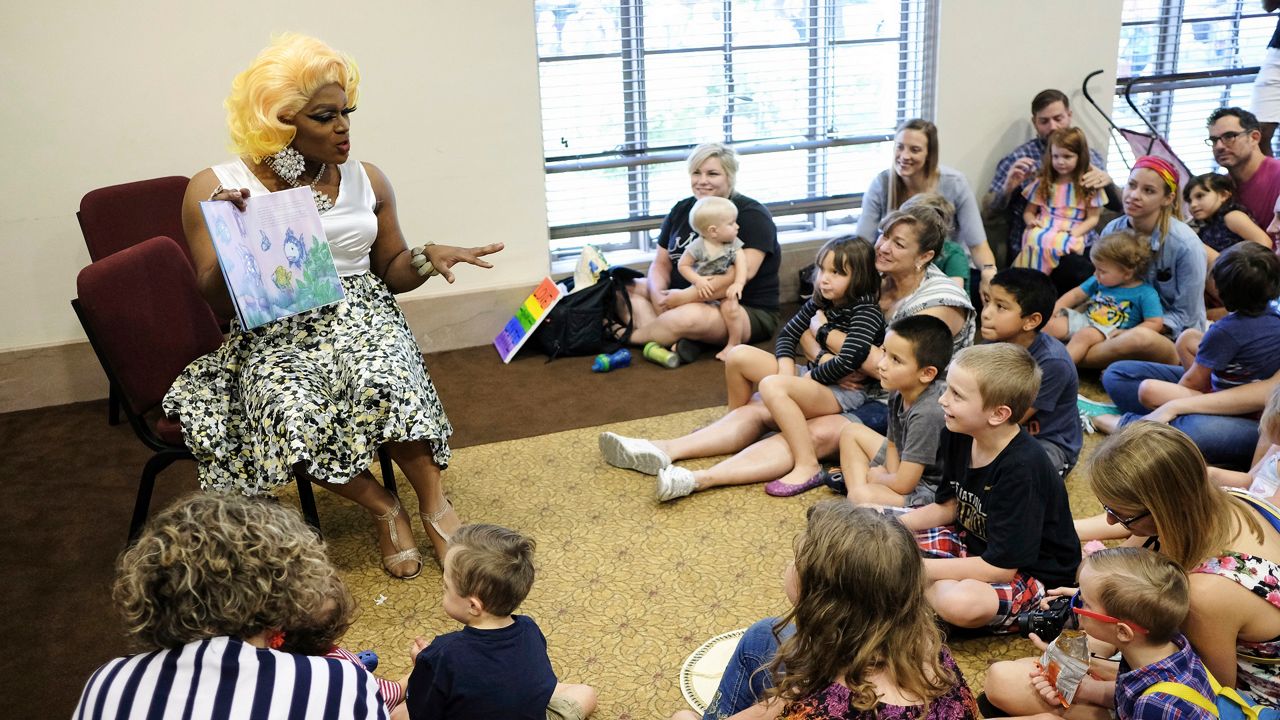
[534,0,938,257]
[1108,0,1274,175]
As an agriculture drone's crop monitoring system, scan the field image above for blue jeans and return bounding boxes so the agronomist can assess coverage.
[843,399,889,436]
[1102,361,1260,470]
[703,618,793,719]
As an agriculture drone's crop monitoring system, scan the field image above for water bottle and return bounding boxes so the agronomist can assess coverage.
[592,348,632,373]
[642,341,679,368]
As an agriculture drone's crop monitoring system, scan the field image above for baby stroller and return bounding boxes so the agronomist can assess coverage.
[1082,68,1196,190]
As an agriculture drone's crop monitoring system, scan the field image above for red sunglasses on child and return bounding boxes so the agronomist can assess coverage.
[1070,591,1148,634]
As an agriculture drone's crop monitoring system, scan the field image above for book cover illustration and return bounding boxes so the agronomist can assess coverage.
[201,186,344,330]
[494,276,564,363]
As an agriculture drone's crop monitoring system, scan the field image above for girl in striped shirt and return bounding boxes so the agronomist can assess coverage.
[1016,127,1105,274]
[724,236,886,496]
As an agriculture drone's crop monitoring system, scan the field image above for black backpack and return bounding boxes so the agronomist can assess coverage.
[532,266,643,360]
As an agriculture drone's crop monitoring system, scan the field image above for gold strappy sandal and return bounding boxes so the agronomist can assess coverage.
[374,499,423,580]
[420,499,459,564]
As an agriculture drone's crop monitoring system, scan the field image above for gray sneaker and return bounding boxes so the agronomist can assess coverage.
[598,432,670,475]
[655,465,696,502]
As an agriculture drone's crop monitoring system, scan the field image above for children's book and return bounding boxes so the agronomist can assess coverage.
[494,277,564,363]
[200,186,345,330]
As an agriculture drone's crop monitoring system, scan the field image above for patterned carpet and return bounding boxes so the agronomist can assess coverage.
[282,401,1109,719]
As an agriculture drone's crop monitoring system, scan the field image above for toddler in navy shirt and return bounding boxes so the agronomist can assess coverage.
[406,525,597,720]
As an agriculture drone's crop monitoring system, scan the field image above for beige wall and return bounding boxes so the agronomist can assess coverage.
[1,1,550,351]
[935,0,1124,195]
[1,1,1126,373]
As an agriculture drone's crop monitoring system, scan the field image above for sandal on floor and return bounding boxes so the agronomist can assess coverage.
[375,499,423,580]
[421,499,459,563]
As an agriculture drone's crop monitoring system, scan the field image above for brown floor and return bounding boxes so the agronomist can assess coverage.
[1,340,740,717]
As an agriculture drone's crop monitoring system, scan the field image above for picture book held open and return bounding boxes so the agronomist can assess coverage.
[201,186,345,330]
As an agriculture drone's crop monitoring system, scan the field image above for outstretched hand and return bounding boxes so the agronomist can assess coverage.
[414,242,505,283]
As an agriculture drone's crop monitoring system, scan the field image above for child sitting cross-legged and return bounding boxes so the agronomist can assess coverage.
[405,524,597,720]
[836,314,953,508]
[1026,547,1216,720]
[899,343,1081,633]
[982,268,1083,478]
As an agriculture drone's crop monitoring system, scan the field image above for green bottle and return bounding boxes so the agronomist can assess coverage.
[642,341,679,368]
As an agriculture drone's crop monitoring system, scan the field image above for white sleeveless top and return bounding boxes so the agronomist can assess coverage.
[211,158,378,276]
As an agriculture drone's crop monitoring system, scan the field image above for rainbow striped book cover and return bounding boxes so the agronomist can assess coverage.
[493,276,564,363]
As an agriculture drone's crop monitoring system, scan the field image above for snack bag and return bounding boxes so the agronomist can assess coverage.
[1039,629,1090,707]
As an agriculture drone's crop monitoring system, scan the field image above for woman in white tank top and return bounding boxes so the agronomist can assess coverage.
[162,34,502,578]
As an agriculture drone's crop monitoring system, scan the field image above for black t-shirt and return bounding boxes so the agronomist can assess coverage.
[405,615,556,720]
[934,428,1081,588]
[657,193,781,311]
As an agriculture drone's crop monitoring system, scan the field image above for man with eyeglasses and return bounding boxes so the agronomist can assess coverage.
[1207,107,1280,228]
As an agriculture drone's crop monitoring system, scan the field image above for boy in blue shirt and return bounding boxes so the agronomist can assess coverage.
[982,268,1083,477]
[1138,243,1280,408]
[406,524,597,720]
[900,343,1080,633]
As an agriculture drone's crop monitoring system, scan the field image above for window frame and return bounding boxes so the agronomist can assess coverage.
[537,0,938,260]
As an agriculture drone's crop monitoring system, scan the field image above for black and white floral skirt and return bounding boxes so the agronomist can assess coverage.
[163,271,452,495]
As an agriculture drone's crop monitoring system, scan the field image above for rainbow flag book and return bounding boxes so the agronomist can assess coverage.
[493,277,564,363]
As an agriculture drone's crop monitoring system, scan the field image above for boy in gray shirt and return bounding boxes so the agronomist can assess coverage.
[835,315,953,507]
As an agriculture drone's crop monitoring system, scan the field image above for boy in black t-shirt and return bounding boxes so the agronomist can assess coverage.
[900,343,1081,633]
[406,525,597,720]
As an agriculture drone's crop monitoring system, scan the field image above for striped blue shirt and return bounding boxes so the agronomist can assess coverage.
[74,636,389,720]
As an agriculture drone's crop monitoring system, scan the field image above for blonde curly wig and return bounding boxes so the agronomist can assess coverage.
[225,33,361,162]
[113,492,351,650]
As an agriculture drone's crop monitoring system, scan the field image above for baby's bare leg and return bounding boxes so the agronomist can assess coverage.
[716,296,746,361]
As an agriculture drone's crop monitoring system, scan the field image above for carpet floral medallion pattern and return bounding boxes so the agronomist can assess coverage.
[278,406,1105,718]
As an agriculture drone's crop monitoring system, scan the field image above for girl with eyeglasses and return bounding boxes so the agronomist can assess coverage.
[983,421,1280,715]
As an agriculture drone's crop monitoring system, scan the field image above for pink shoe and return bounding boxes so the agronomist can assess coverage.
[765,472,825,497]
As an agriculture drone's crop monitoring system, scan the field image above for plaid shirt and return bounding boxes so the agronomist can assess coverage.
[1115,634,1217,720]
[988,136,1107,252]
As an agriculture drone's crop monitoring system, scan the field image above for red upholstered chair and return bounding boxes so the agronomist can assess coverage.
[72,236,221,542]
[77,176,192,264]
[73,236,398,543]
[77,176,192,425]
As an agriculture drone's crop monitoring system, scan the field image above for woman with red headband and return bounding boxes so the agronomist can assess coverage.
[1085,156,1264,468]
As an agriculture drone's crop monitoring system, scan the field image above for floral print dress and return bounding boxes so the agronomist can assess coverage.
[1193,551,1280,704]
[162,159,452,494]
[779,648,979,720]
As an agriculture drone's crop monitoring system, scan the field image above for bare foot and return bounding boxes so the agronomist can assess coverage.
[715,344,738,362]
[774,462,823,487]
